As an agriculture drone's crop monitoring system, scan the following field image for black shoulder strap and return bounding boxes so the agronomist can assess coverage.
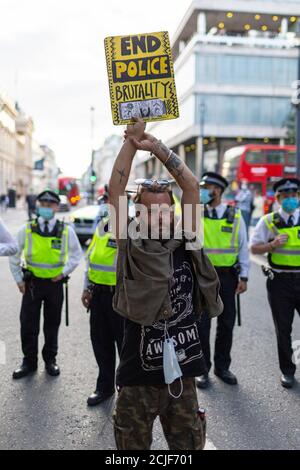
[272,212,289,229]
[55,220,65,238]
[30,219,39,233]
[225,205,236,224]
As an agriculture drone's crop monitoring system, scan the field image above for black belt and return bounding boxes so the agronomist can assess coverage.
[91,284,115,293]
[215,267,236,273]
[273,271,300,279]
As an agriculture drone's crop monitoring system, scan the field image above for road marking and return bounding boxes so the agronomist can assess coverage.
[205,438,217,450]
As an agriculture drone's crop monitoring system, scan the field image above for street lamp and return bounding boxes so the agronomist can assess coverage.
[200,100,206,177]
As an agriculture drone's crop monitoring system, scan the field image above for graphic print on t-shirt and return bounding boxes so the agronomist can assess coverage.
[140,260,202,371]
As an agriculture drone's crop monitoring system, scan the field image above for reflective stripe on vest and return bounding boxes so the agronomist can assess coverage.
[24,223,69,278]
[203,208,240,267]
[87,224,117,286]
[264,212,300,268]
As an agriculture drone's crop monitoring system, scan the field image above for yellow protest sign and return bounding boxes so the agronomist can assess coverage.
[104,31,179,125]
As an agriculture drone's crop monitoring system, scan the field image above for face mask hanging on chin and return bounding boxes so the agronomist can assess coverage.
[163,323,183,399]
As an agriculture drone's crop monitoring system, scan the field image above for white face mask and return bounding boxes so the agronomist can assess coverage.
[163,324,183,398]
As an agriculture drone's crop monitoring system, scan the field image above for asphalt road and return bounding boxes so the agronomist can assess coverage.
[0,209,299,450]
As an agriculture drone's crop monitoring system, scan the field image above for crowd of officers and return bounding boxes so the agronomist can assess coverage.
[0,174,299,407]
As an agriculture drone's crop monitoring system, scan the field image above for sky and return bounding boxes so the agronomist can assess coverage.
[0,0,192,177]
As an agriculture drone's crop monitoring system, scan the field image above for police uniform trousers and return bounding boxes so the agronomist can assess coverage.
[90,286,124,393]
[21,278,64,368]
[267,273,300,376]
[198,268,238,372]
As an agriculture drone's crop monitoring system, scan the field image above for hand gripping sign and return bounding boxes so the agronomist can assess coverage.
[104,31,179,125]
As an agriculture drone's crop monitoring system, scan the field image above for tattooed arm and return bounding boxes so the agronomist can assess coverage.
[128,119,200,232]
[109,118,145,240]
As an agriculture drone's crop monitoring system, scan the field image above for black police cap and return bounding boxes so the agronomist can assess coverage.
[37,190,60,204]
[200,172,229,191]
[273,178,300,194]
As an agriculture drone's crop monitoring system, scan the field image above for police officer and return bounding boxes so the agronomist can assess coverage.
[197,172,250,389]
[10,190,82,379]
[81,216,124,406]
[250,178,300,389]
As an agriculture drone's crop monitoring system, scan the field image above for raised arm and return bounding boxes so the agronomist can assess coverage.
[108,119,145,240]
[128,120,200,233]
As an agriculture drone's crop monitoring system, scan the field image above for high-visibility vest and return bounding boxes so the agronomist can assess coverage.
[24,220,69,278]
[87,220,117,286]
[203,206,241,267]
[263,212,300,269]
[173,194,182,218]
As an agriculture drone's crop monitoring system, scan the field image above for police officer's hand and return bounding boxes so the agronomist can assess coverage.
[18,282,26,295]
[236,280,247,295]
[81,289,92,309]
[51,274,64,283]
[271,234,289,248]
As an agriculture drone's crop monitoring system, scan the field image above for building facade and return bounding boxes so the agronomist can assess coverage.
[32,143,60,194]
[136,0,300,178]
[0,92,17,196]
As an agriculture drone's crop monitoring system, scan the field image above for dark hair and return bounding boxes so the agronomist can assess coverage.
[134,188,175,206]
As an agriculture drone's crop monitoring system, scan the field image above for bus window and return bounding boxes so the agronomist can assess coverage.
[245,150,265,164]
[286,151,296,166]
[265,150,285,165]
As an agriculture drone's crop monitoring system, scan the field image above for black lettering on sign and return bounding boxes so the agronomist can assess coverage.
[121,35,161,56]
[115,81,170,102]
[112,55,171,83]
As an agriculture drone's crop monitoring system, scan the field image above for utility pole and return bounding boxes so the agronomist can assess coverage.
[90,106,96,203]
[199,101,206,177]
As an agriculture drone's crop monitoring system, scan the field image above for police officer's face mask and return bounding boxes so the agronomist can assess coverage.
[281,197,299,214]
[200,188,214,205]
[38,207,55,220]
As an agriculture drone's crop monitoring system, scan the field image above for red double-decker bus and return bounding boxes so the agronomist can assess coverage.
[58,177,80,206]
[221,144,296,213]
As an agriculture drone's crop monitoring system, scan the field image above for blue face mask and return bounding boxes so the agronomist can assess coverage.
[200,188,213,205]
[281,197,299,214]
[38,207,54,220]
[99,204,108,218]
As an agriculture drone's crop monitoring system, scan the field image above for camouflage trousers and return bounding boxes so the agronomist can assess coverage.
[113,377,206,450]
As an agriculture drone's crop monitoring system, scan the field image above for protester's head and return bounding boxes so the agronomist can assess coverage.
[200,172,228,205]
[273,178,300,214]
[134,179,175,240]
[36,190,60,220]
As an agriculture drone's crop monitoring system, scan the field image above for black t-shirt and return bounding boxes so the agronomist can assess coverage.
[116,244,206,386]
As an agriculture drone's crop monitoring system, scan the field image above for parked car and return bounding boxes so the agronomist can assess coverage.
[70,205,100,243]
[58,195,70,212]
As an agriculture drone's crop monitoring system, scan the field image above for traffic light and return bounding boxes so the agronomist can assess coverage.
[90,171,97,184]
